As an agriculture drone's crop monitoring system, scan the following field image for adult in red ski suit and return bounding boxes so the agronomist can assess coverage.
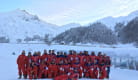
[17,50,27,79]
[89,65,99,79]
[27,62,38,79]
[48,63,58,78]
[26,52,33,67]
[104,55,111,78]
[38,61,48,78]
[41,51,50,65]
[71,61,83,78]
[58,60,71,75]
[99,65,107,79]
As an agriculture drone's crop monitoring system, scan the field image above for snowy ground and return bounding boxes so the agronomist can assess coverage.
[0,43,138,80]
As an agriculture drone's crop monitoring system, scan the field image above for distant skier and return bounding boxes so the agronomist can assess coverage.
[17,50,27,79]
[12,52,16,55]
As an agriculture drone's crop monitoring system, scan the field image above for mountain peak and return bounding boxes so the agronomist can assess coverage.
[8,9,33,17]
[95,10,138,30]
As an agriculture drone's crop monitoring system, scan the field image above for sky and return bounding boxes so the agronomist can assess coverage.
[0,0,138,26]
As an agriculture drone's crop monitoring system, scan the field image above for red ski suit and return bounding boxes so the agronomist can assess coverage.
[41,54,50,64]
[48,54,57,64]
[90,55,97,63]
[48,64,58,78]
[68,54,74,64]
[31,55,41,65]
[79,55,91,72]
[73,55,80,63]
[17,54,27,75]
[58,64,71,75]
[71,63,83,78]
[78,55,85,66]
[26,56,33,67]
[27,64,38,79]
[99,66,107,79]
[88,65,99,79]
[38,63,48,78]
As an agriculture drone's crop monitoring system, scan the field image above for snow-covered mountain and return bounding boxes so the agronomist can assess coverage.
[0,9,60,42]
[0,9,81,42]
[1,9,138,43]
[96,10,138,30]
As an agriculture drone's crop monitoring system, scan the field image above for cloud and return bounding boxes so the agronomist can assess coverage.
[23,0,138,25]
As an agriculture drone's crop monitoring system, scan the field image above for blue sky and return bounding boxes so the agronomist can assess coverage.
[0,0,138,25]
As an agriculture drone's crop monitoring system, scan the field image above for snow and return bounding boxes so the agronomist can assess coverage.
[110,68,138,80]
[0,43,138,80]
[0,9,58,42]
[96,10,138,30]
[0,43,138,57]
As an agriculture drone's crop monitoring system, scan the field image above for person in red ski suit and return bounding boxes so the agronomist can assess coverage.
[17,50,27,79]
[58,60,71,75]
[104,55,111,78]
[27,62,38,79]
[99,65,107,79]
[88,64,99,79]
[48,62,58,78]
[68,53,74,65]
[71,60,83,78]
[83,61,92,78]
[97,53,105,71]
[41,50,50,65]
[78,52,85,66]
[58,64,65,75]
[90,52,97,63]
[48,52,57,65]
[26,52,33,67]
[70,51,82,65]
[38,61,49,78]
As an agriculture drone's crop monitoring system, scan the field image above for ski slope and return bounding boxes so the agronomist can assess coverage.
[0,43,138,80]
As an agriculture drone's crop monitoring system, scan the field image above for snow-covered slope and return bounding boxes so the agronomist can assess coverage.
[0,10,81,42]
[96,10,138,30]
[0,9,59,42]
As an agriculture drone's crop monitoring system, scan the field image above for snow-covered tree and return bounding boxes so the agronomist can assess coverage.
[119,17,138,44]
[53,22,117,44]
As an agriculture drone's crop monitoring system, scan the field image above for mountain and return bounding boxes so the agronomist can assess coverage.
[0,9,60,42]
[96,10,138,30]
[0,9,82,43]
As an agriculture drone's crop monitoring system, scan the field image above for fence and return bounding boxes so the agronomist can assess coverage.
[111,56,138,70]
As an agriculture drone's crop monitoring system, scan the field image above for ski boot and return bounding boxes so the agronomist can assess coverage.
[23,74,27,79]
[18,75,22,79]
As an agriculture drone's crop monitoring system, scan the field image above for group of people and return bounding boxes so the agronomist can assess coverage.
[17,50,111,80]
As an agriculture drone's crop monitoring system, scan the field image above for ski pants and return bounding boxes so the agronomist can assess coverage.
[18,65,26,75]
